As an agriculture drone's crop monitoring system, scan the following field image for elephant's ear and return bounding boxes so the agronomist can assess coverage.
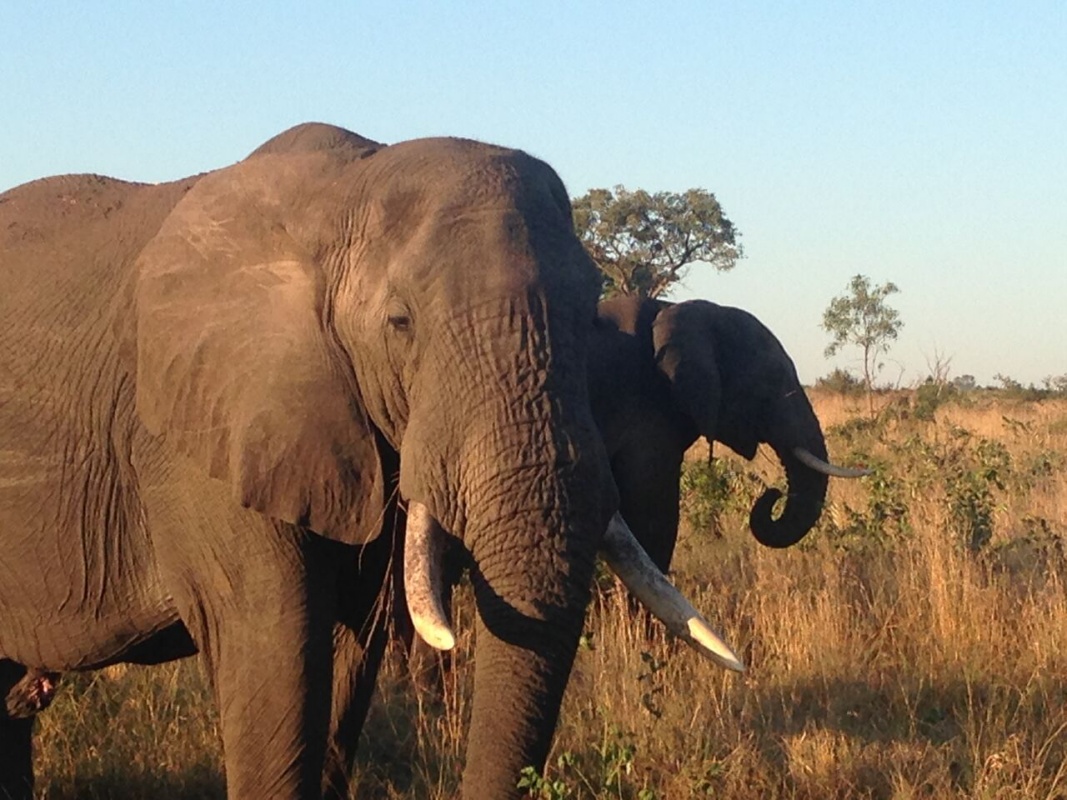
[134,157,385,544]
[651,300,758,460]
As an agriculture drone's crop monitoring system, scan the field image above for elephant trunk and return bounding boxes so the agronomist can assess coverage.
[453,415,608,798]
[396,296,616,796]
[461,503,598,798]
[748,417,831,549]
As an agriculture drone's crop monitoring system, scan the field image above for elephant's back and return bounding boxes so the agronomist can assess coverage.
[0,173,198,343]
[0,173,194,268]
[0,173,190,499]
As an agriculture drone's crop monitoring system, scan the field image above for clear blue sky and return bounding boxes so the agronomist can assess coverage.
[2,2,1064,386]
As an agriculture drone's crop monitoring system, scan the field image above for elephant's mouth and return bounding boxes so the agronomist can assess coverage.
[402,500,744,673]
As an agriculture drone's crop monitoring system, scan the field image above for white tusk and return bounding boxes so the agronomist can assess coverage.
[600,513,744,673]
[403,501,456,651]
[793,447,871,478]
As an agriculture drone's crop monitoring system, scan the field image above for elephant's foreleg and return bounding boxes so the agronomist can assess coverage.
[613,439,684,573]
[193,533,338,799]
[201,532,340,799]
[321,621,387,800]
[0,662,34,800]
[322,526,400,799]
[145,474,341,798]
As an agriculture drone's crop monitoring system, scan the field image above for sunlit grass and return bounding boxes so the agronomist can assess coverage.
[30,392,1067,798]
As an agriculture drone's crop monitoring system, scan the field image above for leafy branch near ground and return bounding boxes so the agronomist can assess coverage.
[519,722,656,799]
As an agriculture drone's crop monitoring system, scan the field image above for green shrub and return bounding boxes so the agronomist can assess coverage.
[815,367,865,395]
[914,378,958,420]
[679,458,752,538]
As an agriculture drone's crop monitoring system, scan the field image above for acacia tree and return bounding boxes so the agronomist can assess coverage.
[822,274,903,414]
[571,186,742,298]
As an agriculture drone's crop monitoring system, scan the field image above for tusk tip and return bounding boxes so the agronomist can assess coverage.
[686,617,745,673]
[420,629,456,652]
[412,618,456,651]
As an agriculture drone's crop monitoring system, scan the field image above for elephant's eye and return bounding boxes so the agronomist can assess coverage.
[387,314,412,333]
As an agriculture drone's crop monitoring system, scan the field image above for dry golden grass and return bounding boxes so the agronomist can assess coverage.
[30,391,1067,799]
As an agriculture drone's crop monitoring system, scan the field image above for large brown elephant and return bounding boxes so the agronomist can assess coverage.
[0,124,736,799]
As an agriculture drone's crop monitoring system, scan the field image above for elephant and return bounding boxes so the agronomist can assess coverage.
[589,294,867,573]
[401,294,864,702]
[0,123,737,799]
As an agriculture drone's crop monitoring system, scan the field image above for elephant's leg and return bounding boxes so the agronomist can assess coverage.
[0,717,33,800]
[210,532,341,800]
[142,452,347,799]
[151,515,340,797]
[322,526,400,799]
[0,662,34,800]
[611,437,686,637]
[612,440,684,574]
[322,621,388,800]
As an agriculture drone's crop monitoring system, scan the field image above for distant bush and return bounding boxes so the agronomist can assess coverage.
[952,374,977,392]
[815,367,865,395]
[914,377,958,420]
[993,373,1056,401]
[1043,374,1067,395]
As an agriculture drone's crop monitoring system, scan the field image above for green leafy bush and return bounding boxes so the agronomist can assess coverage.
[679,458,753,538]
[914,378,958,420]
[816,367,865,395]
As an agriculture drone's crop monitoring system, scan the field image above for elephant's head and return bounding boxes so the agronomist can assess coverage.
[591,296,863,560]
[131,124,730,795]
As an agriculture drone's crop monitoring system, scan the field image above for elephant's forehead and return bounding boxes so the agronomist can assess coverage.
[386,220,569,315]
[377,136,514,172]
[366,137,565,215]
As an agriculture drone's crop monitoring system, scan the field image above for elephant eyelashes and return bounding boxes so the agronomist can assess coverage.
[387,314,412,333]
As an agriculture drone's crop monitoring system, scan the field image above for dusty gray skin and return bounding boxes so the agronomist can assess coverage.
[0,123,621,800]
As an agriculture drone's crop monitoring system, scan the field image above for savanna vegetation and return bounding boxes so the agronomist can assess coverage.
[30,388,1067,798]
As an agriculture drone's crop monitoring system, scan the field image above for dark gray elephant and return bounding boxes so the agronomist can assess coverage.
[590,295,865,572]
[0,124,736,799]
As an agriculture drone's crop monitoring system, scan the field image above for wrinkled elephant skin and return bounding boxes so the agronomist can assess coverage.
[0,123,618,800]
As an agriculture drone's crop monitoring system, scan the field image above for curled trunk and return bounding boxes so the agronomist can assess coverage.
[748,441,831,549]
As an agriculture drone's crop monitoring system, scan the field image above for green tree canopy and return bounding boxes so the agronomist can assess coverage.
[571,186,742,298]
[822,274,903,407]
